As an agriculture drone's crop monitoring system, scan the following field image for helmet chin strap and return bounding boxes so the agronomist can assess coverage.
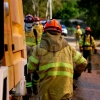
[25,26,33,32]
[25,23,33,32]
[27,27,32,28]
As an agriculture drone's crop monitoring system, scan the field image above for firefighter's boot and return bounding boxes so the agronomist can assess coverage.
[88,63,92,73]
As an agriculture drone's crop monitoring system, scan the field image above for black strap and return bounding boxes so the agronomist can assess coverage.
[90,35,92,44]
[83,34,92,46]
[33,29,38,45]
[83,35,86,46]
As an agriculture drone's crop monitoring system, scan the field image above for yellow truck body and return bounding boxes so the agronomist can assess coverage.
[4,0,27,92]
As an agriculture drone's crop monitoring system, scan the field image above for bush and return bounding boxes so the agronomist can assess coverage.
[67,27,76,36]
[67,27,85,36]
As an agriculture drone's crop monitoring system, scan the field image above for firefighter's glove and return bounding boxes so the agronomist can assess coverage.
[73,70,81,80]
[80,47,83,52]
[94,49,97,54]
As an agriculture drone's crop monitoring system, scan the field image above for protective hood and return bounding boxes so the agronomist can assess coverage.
[40,31,68,52]
[25,23,33,32]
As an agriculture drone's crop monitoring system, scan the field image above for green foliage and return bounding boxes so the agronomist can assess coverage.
[22,0,100,38]
[22,0,80,19]
[22,0,34,16]
[38,0,47,18]
[53,0,79,19]
[67,27,76,36]
[67,27,85,36]
[78,0,100,38]
[22,0,47,17]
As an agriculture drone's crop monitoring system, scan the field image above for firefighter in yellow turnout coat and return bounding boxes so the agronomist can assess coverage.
[32,16,43,95]
[24,14,35,95]
[74,25,82,47]
[79,27,96,73]
[25,15,43,54]
[24,14,35,53]
[27,19,87,100]
[24,15,43,95]
[33,16,43,45]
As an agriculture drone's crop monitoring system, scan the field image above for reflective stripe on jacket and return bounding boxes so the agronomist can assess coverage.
[27,44,87,100]
[26,82,32,87]
[25,24,43,47]
[25,29,36,47]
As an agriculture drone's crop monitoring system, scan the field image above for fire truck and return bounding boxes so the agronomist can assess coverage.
[0,0,27,99]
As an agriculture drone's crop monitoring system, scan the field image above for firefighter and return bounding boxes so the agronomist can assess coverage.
[74,25,82,47]
[24,14,35,96]
[27,19,87,100]
[33,16,43,45]
[79,27,97,73]
[24,14,35,57]
[32,16,43,95]
[24,15,41,96]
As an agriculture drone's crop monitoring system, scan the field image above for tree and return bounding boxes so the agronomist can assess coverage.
[22,0,47,17]
[22,0,34,16]
[22,0,80,19]
[53,0,79,19]
[78,0,100,38]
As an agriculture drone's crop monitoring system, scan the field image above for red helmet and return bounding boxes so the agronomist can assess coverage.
[44,19,62,33]
[34,16,40,22]
[85,27,91,31]
[76,25,80,29]
[24,14,34,23]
